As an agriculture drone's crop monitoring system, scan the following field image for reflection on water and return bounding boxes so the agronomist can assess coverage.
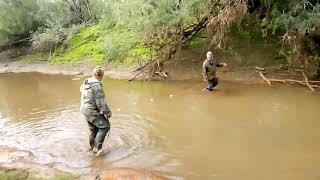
[1,73,320,179]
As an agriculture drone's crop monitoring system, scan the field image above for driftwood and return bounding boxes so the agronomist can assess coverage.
[128,71,145,82]
[155,71,169,78]
[258,71,271,86]
[309,81,320,83]
[257,68,318,92]
[268,79,320,88]
[255,66,265,71]
[268,79,302,85]
[297,70,315,92]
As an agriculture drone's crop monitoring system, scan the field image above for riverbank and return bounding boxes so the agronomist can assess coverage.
[0,21,309,84]
[0,146,81,179]
[0,60,136,79]
[0,146,165,180]
[0,60,273,90]
[0,57,309,85]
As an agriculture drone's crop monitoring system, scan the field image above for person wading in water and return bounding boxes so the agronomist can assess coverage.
[80,66,112,156]
[202,51,228,91]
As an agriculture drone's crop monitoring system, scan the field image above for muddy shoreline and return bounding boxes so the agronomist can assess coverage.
[0,60,268,84]
[0,146,165,179]
[0,61,136,79]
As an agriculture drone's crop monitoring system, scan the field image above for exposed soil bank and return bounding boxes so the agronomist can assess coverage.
[0,61,135,79]
[0,60,271,84]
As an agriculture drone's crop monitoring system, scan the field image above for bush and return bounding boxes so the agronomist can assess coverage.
[103,30,138,62]
[31,27,63,52]
[31,24,83,52]
[64,25,83,44]
[0,0,38,43]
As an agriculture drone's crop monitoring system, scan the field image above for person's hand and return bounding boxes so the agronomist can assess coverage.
[202,77,207,82]
[223,63,228,67]
[105,111,112,118]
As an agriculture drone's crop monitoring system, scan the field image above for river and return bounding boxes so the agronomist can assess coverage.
[1,72,320,179]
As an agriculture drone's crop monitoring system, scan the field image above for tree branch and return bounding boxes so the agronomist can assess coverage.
[258,71,271,86]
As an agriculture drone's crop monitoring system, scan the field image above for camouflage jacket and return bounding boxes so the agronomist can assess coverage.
[80,78,112,117]
[202,59,224,80]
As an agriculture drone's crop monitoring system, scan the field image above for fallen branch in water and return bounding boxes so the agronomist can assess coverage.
[255,66,265,71]
[128,70,145,82]
[267,79,320,84]
[310,81,320,83]
[128,57,160,81]
[268,78,302,85]
[155,71,169,78]
[297,70,315,92]
[257,69,318,91]
[269,79,320,88]
[258,71,271,86]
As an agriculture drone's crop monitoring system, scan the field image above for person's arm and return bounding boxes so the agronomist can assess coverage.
[202,62,208,80]
[216,61,227,67]
[92,84,112,118]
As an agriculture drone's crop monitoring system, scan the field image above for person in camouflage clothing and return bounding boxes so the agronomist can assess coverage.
[80,66,112,156]
[202,51,227,91]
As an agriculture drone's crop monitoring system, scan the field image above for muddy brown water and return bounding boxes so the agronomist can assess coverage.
[1,73,320,179]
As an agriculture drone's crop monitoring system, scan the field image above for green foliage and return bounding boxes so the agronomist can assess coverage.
[1,0,216,64]
[103,29,138,63]
[51,24,153,65]
[0,0,39,43]
[0,0,103,44]
[31,24,82,52]
[104,0,211,39]
[264,0,320,76]
[32,27,64,51]
[251,0,320,34]
[270,2,320,33]
[52,25,105,64]
[1,0,319,76]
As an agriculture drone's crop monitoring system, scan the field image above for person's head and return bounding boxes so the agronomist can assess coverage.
[206,51,214,61]
[92,66,104,81]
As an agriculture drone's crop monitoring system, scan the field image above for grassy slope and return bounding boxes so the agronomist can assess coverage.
[51,24,153,66]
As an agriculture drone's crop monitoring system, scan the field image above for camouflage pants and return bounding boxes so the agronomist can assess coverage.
[207,78,219,91]
[86,114,110,151]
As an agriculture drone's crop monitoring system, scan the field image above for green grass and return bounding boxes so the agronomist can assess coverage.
[52,25,106,64]
[51,23,153,66]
